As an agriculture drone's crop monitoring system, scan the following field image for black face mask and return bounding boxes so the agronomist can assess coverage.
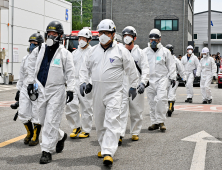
[151,41,158,49]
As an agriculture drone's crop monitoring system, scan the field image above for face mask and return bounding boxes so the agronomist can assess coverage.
[124,36,133,45]
[46,35,58,46]
[149,41,158,49]
[99,34,111,45]
[79,40,88,48]
[188,50,192,54]
[29,43,37,53]
[203,54,207,58]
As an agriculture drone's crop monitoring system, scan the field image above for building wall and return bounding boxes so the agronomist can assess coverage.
[194,11,222,55]
[0,0,72,83]
[93,0,193,57]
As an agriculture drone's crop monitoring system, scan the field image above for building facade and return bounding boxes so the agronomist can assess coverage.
[0,0,72,83]
[194,10,222,55]
[93,0,194,57]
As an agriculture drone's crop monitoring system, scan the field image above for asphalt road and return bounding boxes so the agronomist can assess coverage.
[0,84,222,170]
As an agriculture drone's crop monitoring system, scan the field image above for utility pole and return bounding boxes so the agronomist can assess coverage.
[70,0,83,23]
[208,0,211,51]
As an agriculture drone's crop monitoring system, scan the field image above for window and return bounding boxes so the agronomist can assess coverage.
[217,33,222,39]
[155,19,178,31]
[211,34,217,39]
[194,34,197,39]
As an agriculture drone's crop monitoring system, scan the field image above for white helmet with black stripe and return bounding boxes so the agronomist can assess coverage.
[97,19,116,32]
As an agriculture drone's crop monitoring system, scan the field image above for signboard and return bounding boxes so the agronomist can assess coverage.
[13,47,19,63]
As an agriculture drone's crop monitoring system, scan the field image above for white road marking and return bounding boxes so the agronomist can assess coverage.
[182,131,222,170]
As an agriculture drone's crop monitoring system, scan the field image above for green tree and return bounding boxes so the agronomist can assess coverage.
[66,0,93,30]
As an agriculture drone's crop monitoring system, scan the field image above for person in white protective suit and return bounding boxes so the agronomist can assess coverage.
[79,19,139,166]
[165,44,186,117]
[143,29,176,132]
[65,28,93,139]
[27,21,75,164]
[196,47,217,104]
[119,26,149,145]
[181,45,199,103]
[16,33,44,146]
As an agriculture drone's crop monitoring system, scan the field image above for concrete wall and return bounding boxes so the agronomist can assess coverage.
[93,0,193,57]
[0,0,72,83]
[194,11,222,55]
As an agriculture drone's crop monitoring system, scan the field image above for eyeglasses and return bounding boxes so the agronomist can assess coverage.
[99,31,111,36]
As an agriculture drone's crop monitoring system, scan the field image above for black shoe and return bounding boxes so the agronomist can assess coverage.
[29,124,41,146]
[202,100,207,104]
[148,124,159,131]
[24,121,33,145]
[208,99,212,104]
[167,110,172,117]
[185,98,189,102]
[188,98,192,103]
[56,133,67,153]
[118,136,123,146]
[39,151,52,164]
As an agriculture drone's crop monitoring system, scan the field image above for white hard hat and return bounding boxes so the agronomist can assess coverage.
[97,19,116,32]
[201,47,209,53]
[149,29,161,39]
[78,29,92,39]
[122,26,137,37]
[187,45,194,50]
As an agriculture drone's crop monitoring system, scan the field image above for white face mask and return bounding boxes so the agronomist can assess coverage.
[79,40,88,48]
[203,54,207,58]
[188,50,193,54]
[99,34,111,45]
[124,36,133,45]
[46,39,54,46]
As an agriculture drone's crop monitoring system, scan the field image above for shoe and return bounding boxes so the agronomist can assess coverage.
[148,124,159,131]
[98,151,103,158]
[185,98,189,102]
[188,98,193,103]
[56,133,67,153]
[79,132,90,138]
[208,99,212,104]
[118,136,123,146]
[103,155,113,166]
[159,123,166,132]
[70,127,81,138]
[39,151,52,164]
[24,121,33,145]
[132,135,139,141]
[29,124,41,146]
[202,100,207,104]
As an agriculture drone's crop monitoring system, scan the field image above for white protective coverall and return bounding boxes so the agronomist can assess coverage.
[167,55,186,101]
[143,43,176,125]
[79,40,139,157]
[27,43,75,153]
[196,55,217,101]
[17,54,38,124]
[66,45,93,133]
[120,45,149,137]
[181,53,199,98]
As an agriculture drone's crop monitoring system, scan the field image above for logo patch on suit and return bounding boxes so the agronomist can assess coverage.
[54,58,60,65]
[110,58,115,63]
[156,56,161,61]
[189,60,192,63]
[206,63,209,66]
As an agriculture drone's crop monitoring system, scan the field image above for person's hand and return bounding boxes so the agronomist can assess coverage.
[137,83,145,94]
[15,90,20,101]
[129,87,137,100]
[171,80,176,88]
[80,83,86,97]
[66,91,73,103]
[27,84,34,96]
[85,83,93,94]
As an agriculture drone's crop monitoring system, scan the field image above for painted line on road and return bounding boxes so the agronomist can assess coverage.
[0,134,26,148]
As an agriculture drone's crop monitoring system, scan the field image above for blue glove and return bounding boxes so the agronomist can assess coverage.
[129,87,137,100]
[137,83,145,94]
